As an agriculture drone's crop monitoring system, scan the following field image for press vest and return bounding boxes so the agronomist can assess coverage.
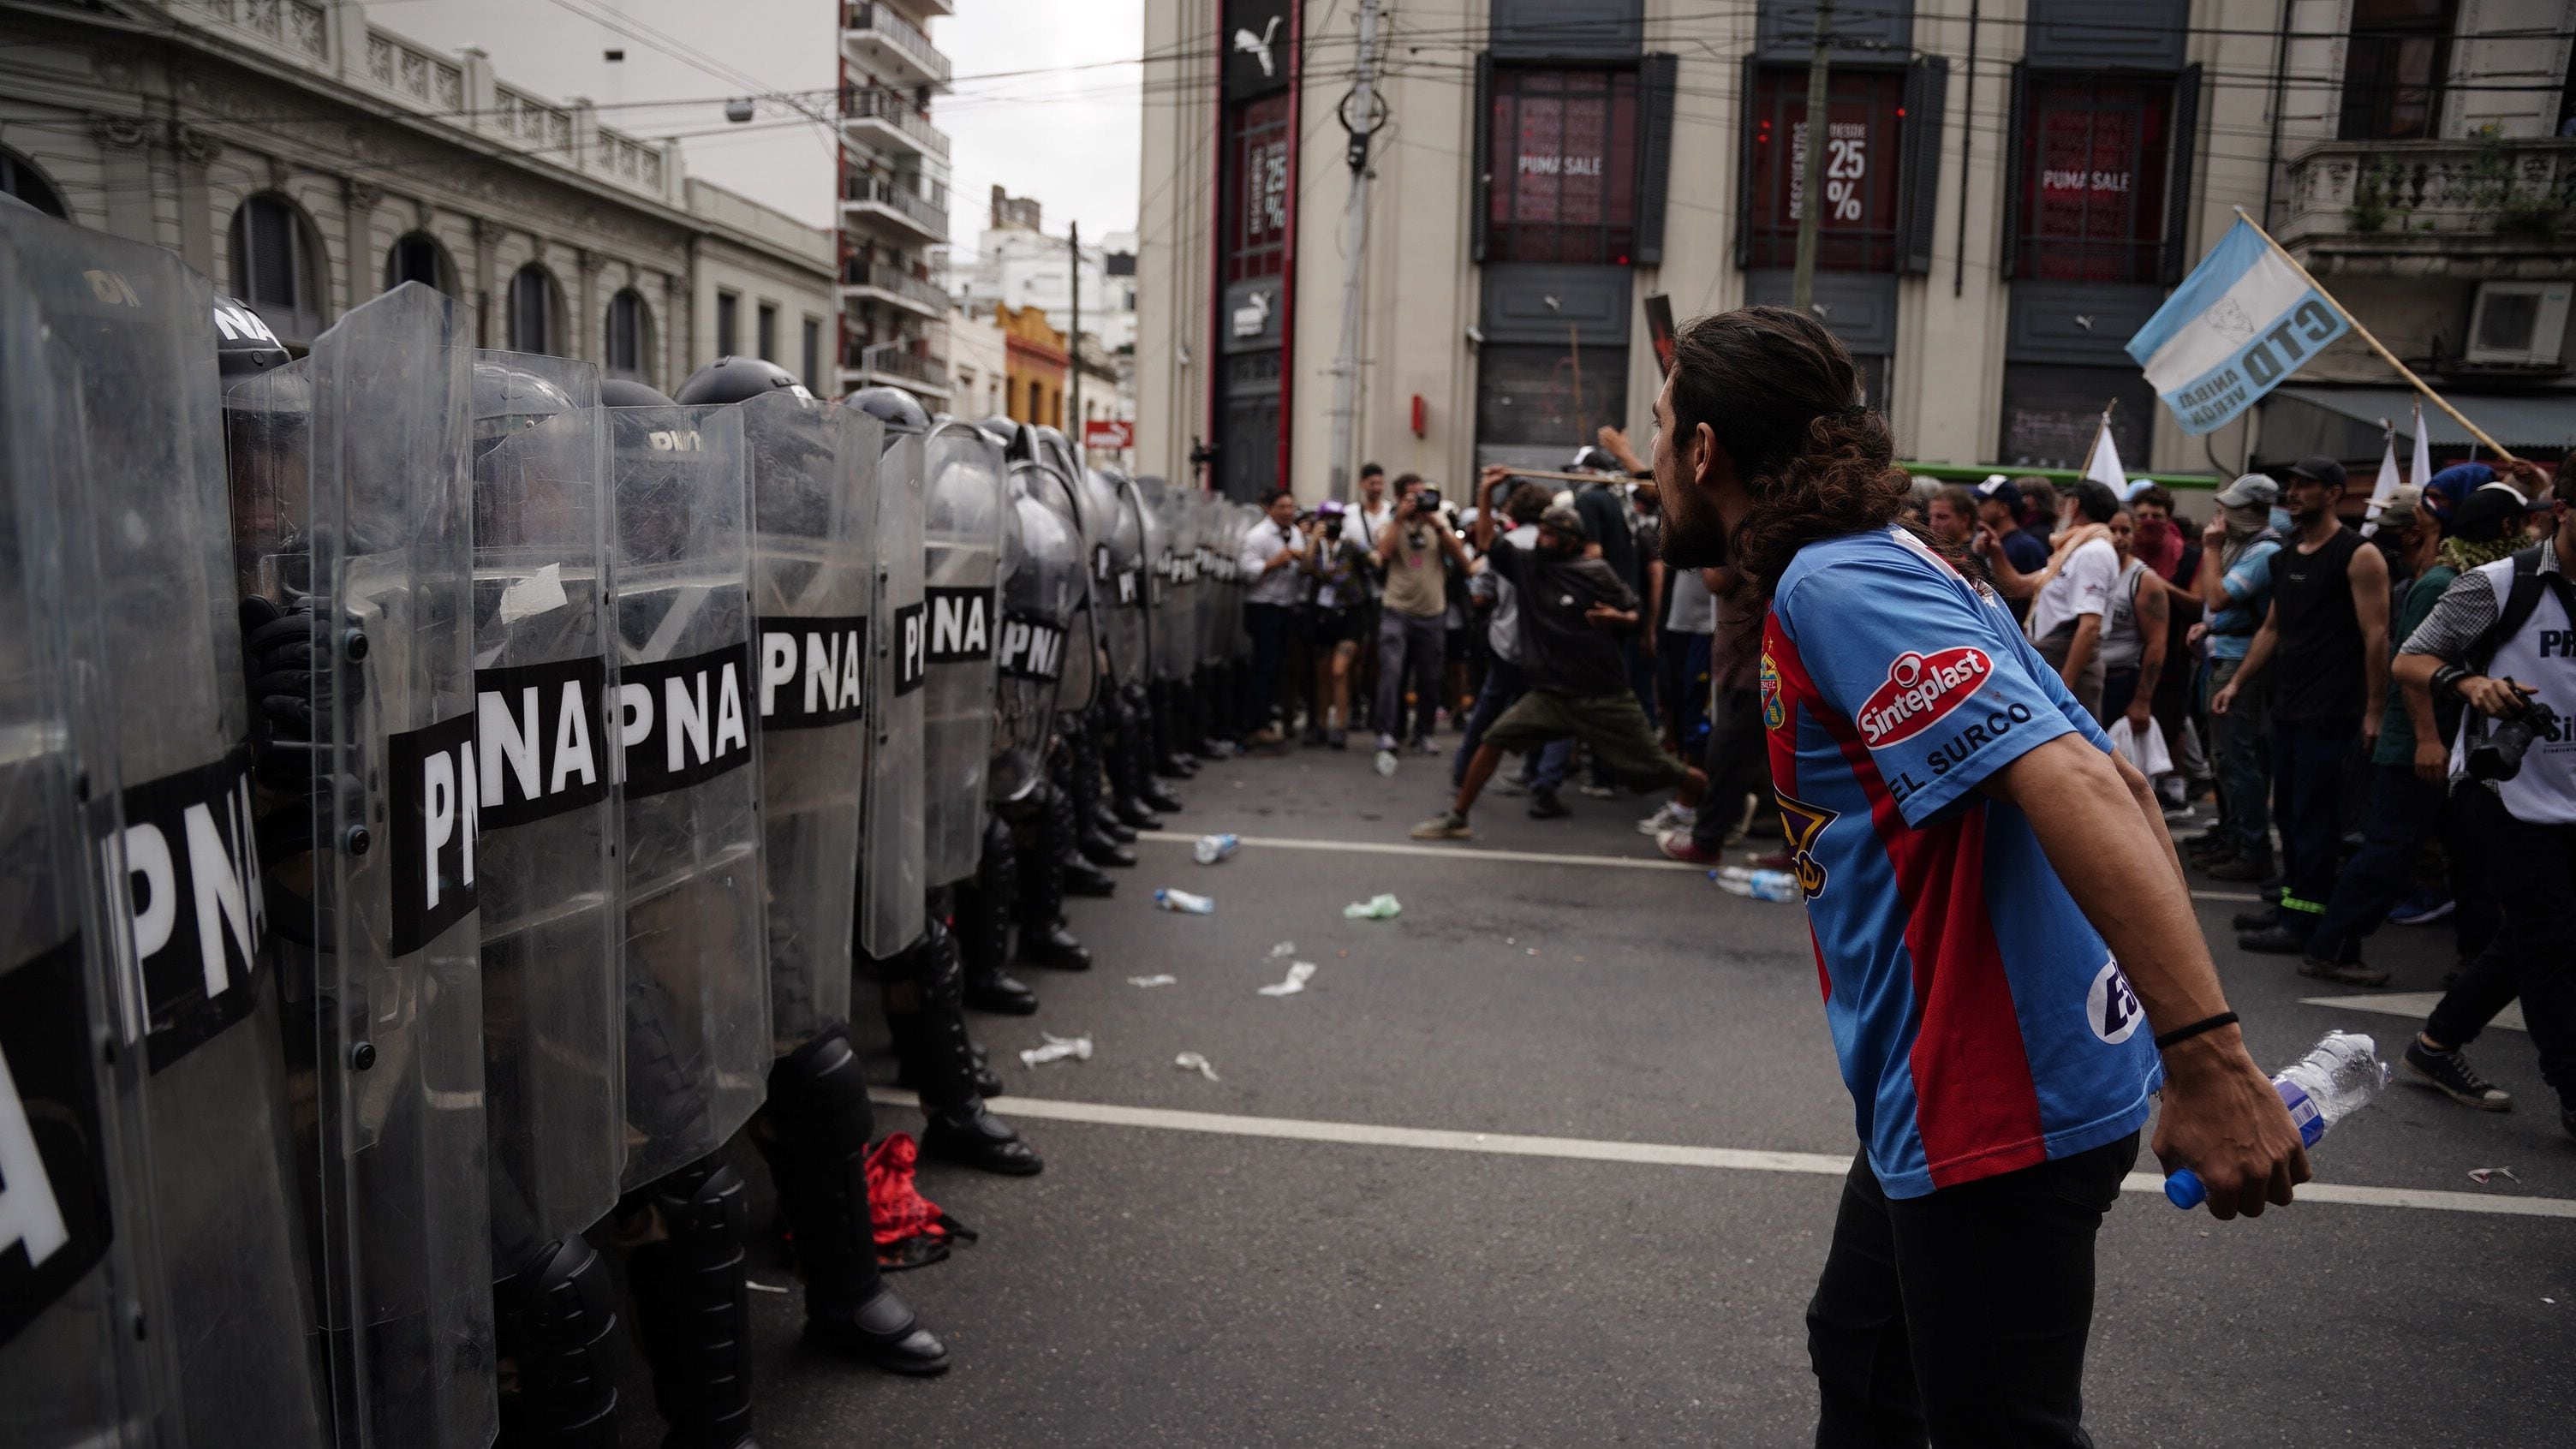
[2449,555,2576,826]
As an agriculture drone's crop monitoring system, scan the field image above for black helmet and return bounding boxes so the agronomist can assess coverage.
[470,359,579,459]
[213,295,290,383]
[846,386,931,436]
[674,355,808,406]
[599,377,677,408]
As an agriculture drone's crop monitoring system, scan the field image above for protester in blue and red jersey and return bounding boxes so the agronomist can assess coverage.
[1653,307,2309,1448]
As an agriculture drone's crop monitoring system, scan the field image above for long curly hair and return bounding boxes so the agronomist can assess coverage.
[1670,307,1965,600]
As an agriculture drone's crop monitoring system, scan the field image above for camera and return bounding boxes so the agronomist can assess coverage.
[2467,692,2562,782]
[1415,486,1441,512]
[1323,515,1344,540]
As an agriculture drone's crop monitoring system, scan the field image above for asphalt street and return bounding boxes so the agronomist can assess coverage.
[622,739,2575,1449]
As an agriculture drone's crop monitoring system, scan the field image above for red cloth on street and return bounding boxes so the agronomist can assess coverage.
[866,1131,976,1270]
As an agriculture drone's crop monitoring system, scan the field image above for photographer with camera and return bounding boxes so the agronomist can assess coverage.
[1302,500,1373,748]
[2392,463,2576,1142]
[1374,474,1470,766]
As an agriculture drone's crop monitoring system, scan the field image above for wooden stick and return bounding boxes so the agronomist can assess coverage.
[2233,206,2519,464]
[1486,467,1630,485]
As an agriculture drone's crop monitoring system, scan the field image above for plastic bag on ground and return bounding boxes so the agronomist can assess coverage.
[1343,893,1402,920]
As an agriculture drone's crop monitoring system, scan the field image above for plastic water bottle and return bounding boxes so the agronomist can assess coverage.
[1374,748,1399,778]
[2165,1030,2388,1209]
[1154,887,1216,915]
[1710,866,1800,903]
[1192,833,1240,865]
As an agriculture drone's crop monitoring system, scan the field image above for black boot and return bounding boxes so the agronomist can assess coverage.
[1012,789,1091,969]
[753,1032,950,1375]
[1092,800,1137,844]
[621,1157,759,1449]
[883,922,1043,1176]
[954,822,1040,1015]
[495,1237,619,1449]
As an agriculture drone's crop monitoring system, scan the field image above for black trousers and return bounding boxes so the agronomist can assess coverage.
[1809,1133,2138,1448]
[2424,789,2576,1113]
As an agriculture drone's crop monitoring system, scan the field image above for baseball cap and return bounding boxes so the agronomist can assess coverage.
[1537,504,1585,536]
[2449,484,2524,543]
[2377,483,2424,520]
[1316,498,1346,517]
[2213,474,2281,508]
[1972,474,2023,511]
[2287,456,2348,489]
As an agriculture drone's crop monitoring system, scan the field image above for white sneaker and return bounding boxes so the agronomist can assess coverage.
[1636,802,1686,837]
[1375,732,1399,753]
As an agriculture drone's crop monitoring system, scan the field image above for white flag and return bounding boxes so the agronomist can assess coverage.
[2361,424,2402,536]
[2411,399,2433,488]
[2084,414,2130,498]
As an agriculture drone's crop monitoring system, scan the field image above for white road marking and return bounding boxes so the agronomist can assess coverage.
[2301,992,2526,1033]
[868,1090,2576,1220]
[1139,830,2271,902]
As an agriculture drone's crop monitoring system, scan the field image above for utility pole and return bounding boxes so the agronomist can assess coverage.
[1326,0,1385,504]
[1069,218,1082,444]
[1791,0,1834,311]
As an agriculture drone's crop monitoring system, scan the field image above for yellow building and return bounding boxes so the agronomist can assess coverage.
[999,302,1069,428]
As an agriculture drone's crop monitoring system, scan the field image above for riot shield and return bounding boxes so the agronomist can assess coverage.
[606,404,769,1188]
[230,283,494,1449]
[0,228,176,1449]
[921,422,1005,887]
[1153,480,1196,685]
[859,429,927,957]
[1195,495,1228,671]
[992,474,1085,802]
[744,391,874,1053]
[468,352,622,1258]
[1025,453,1099,713]
[1084,467,1150,691]
[1228,501,1261,663]
[3,212,329,1449]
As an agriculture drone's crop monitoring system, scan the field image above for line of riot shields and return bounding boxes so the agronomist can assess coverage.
[0,202,1261,1449]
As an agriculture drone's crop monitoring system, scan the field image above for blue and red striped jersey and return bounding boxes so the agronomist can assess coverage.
[1761,528,2162,1198]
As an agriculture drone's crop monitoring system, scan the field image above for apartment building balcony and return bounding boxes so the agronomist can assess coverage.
[844,339,952,396]
[841,259,947,319]
[840,86,949,161]
[842,3,949,89]
[2278,138,2576,280]
[839,173,947,242]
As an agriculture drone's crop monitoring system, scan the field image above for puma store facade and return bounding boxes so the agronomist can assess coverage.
[1131,0,2409,499]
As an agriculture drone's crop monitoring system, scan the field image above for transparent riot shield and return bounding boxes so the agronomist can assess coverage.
[1154,480,1198,685]
[0,231,176,1449]
[1228,502,1261,663]
[468,352,623,1258]
[1194,495,1228,671]
[1131,475,1172,683]
[992,475,1084,802]
[5,212,328,1449]
[921,422,1005,887]
[230,282,495,1449]
[860,430,927,957]
[607,404,769,1188]
[745,391,874,1053]
[1085,467,1150,691]
[1024,456,1098,714]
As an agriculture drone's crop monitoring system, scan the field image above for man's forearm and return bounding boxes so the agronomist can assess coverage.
[2362,632,2389,730]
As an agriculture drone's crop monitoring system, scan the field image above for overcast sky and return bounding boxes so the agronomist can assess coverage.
[361,0,1144,249]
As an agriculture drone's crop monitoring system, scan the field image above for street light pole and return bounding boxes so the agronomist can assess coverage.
[1792,0,1834,312]
[1325,0,1384,504]
[1070,218,1082,444]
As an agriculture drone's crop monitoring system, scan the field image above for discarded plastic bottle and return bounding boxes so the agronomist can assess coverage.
[1154,887,1216,915]
[1374,748,1399,778]
[1193,833,1240,865]
[2165,1030,2388,1209]
[1710,866,1800,903]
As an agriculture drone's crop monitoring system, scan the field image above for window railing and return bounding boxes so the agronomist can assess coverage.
[839,86,950,158]
[839,173,948,235]
[844,3,951,86]
[840,260,948,312]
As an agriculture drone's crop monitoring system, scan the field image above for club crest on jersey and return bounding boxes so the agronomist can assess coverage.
[2086,958,2145,1045]
[1773,790,1840,900]
[1857,647,1991,747]
[1760,652,1784,730]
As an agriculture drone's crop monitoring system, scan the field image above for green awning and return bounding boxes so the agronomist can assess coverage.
[2267,385,2576,455]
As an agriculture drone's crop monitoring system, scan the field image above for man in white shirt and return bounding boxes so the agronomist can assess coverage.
[1237,489,1308,746]
[1984,477,2121,721]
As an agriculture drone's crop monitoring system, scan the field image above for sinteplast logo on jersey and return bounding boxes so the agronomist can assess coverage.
[924,586,993,664]
[757,616,867,729]
[112,746,267,1071]
[475,655,610,830]
[619,641,754,796]
[389,712,480,957]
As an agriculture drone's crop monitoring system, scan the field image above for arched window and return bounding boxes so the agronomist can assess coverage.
[509,264,561,355]
[605,289,653,380]
[384,231,455,295]
[228,193,326,345]
[0,149,67,218]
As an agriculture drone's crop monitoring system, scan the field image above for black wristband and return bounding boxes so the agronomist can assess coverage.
[2431,664,2469,701]
[2153,1011,2239,1052]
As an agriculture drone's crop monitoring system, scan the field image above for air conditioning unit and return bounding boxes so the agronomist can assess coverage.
[2463,281,2572,367]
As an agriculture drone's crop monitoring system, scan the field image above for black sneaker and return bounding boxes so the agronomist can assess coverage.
[2403,1039,2514,1111]
[2204,855,2275,883]
[2238,924,2310,956]
[2231,907,2279,933]
[1526,789,1570,820]
[2296,955,2389,987]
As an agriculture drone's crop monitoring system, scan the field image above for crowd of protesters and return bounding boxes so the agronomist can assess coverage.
[1214,438,2573,1143]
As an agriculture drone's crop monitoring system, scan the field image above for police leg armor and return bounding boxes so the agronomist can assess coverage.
[953,825,1040,1015]
[1152,679,1196,778]
[1083,699,1138,842]
[1060,713,1135,868]
[880,921,1045,1176]
[1040,767,1119,902]
[1117,685,1179,821]
[619,1158,757,1449]
[495,1237,620,1449]
[1013,782,1096,969]
[751,1030,950,1374]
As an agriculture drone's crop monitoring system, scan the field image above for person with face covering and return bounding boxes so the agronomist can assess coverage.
[1411,492,1708,838]
[1649,307,2305,1448]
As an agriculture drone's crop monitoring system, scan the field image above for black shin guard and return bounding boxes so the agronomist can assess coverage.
[622,1157,753,1449]
[953,818,1037,1012]
[494,1237,618,1449]
[881,923,1043,1175]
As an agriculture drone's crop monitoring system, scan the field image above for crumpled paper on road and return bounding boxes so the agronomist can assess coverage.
[1342,893,1401,920]
[1018,1032,1093,1067]
[1258,961,1317,997]
[1127,974,1178,987]
[1174,1052,1220,1082]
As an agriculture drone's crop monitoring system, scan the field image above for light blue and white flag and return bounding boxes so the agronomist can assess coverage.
[2126,218,2349,435]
